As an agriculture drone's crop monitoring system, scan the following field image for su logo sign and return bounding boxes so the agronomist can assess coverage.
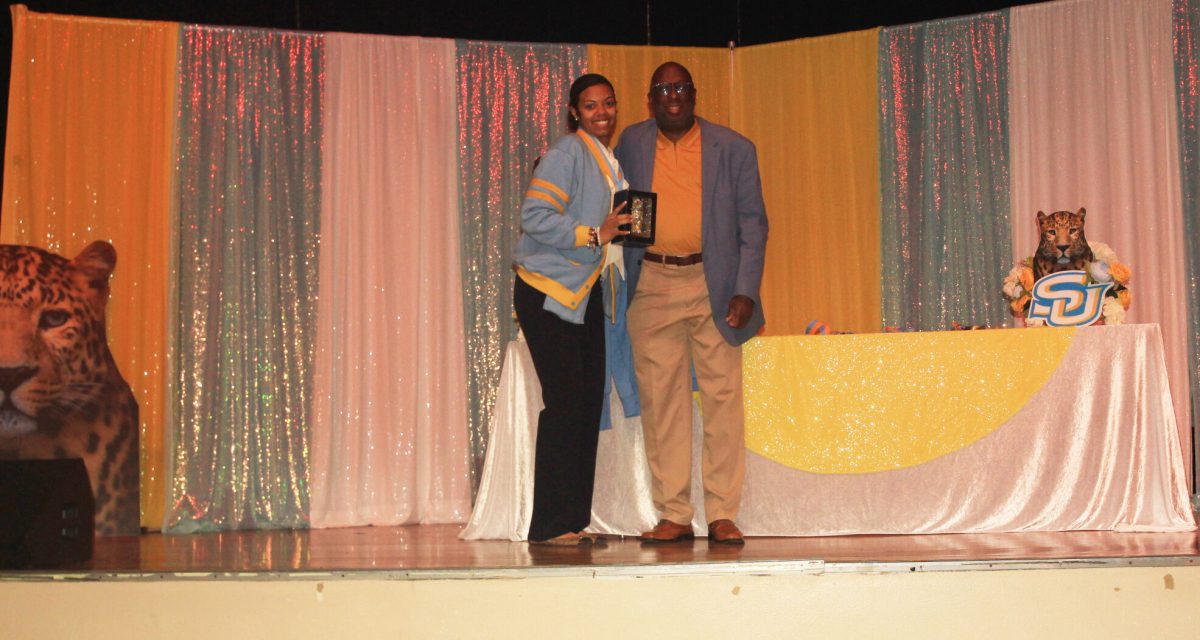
[1028,271,1112,327]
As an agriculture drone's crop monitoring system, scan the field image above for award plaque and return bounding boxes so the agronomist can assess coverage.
[612,189,657,247]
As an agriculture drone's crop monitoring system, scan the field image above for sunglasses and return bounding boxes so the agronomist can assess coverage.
[651,81,695,97]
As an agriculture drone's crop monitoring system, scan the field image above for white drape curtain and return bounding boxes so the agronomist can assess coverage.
[1010,0,1192,472]
[310,34,472,527]
[464,327,1194,539]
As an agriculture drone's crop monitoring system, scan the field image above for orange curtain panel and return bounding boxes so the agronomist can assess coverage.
[731,30,882,335]
[1,6,177,528]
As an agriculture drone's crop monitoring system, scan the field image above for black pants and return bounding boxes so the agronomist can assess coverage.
[513,275,605,541]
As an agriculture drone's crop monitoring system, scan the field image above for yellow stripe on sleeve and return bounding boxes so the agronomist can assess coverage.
[531,178,569,204]
[526,189,565,213]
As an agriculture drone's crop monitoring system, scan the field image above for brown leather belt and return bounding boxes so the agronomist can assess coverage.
[644,251,703,266]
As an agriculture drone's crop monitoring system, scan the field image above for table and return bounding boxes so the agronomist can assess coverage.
[462,324,1195,540]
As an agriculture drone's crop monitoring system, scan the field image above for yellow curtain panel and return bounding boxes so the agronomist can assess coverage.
[732,30,882,335]
[2,6,177,528]
[587,44,731,147]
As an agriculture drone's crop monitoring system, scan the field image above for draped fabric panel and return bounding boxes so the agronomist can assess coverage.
[466,326,1195,539]
[461,338,667,540]
[166,26,322,531]
[1010,0,1192,476]
[732,31,882,335]
[879,12,1013,332]
[739,325,1194,535]
[309,34,471,527]
[455,41,588,490]
[587,45,731,147]
[0,6,176,528]
[1174,0,1200,478]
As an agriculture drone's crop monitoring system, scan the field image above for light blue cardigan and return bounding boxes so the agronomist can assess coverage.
[514,130,615,324]
[514,130,640,426]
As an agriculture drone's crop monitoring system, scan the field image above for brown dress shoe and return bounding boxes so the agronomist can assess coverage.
[639,519,695,543]
[707,519,745,545]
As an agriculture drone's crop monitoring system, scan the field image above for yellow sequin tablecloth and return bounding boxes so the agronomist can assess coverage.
[462,324,1195,540]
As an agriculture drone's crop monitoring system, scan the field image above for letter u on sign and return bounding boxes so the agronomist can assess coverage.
[1028,271,1112,327]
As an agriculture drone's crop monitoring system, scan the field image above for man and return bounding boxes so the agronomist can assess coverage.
[615,61,768,545]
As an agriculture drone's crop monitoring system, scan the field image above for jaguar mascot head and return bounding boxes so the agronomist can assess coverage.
[0,241,139,536]
[1033,208,1094,281]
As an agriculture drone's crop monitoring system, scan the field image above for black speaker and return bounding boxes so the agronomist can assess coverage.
[0,458,94,568]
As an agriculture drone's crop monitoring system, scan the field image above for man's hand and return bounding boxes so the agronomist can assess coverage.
[725,295,755,329]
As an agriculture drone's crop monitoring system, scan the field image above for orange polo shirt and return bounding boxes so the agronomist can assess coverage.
[649,122,702,256]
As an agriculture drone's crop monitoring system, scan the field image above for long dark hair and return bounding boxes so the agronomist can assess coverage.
[567,73,614,132]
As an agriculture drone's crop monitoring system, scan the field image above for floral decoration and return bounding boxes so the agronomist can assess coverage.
[1002,241,1131,326]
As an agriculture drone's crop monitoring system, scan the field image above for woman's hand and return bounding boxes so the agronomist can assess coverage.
[597,201,632,245]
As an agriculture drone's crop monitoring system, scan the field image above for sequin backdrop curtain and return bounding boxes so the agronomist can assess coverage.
[456,41,587,489]
[586,45,731,146]
[1010,0,1192,479]
[0,7,176,529]
[1173,0,1200,486]
[878,13,1012,332]
[309,34,471,527]
[732,31,882,335]
[166,26,322,531]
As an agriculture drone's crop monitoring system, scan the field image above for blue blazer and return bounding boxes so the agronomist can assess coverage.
[614,117,769,346]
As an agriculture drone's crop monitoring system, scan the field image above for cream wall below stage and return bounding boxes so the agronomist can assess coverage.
[4,565,1198,638]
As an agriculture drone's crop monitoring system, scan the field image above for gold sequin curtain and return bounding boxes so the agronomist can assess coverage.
[732,30,882,335]
[456,41,587,490]
[1,6,177,529]
[166,25,322,531]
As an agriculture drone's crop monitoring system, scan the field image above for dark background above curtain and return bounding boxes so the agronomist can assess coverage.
[4,1,1045,45]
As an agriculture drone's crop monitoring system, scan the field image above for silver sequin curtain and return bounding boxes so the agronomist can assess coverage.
[879,13,1013,331]
[455,41,587,491]
[1173,0,1200,484]
[166,26,323,532]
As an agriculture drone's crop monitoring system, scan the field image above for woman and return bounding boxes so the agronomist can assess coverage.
[513,73,630,545]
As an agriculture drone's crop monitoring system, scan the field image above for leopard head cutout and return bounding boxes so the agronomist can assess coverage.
[1033,208,1094,281]
[0,241,139,535]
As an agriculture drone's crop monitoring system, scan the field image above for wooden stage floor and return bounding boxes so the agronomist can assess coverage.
[18,524,1197,578]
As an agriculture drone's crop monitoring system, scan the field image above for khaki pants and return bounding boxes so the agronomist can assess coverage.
[628,261,744,525]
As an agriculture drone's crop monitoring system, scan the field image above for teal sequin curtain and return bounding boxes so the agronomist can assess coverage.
[1173,0,1200,483]
[167,26,323,531]
[455,41,587,491]
[879,13,1012,331]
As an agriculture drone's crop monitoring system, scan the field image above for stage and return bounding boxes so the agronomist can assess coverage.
[5,321,1200,636]
[3,524,1198,637]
